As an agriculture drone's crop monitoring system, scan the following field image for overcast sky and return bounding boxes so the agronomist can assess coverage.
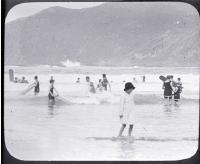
[6,2,106,23]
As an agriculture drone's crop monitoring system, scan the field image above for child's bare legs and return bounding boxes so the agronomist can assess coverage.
[118,124,126,137]
[128,124,133,137]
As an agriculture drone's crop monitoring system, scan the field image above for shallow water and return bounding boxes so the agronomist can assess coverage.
[5,96,198,160]
[4,66,199,160]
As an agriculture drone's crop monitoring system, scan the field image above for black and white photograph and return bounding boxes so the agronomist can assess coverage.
[4,2,200,161]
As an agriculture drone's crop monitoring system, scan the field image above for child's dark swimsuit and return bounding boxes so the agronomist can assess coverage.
[164,81,172,99]
[34,81,40,93]
[48,86,55,100]
[174,85,182,101]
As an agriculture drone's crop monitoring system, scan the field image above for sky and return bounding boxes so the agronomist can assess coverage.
[5,2,106,23]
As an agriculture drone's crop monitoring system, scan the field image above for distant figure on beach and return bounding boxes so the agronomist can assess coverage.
[173,78,183,104]
[118,82,136,137]
[49,76,55,83]
[14,76,28,83]
[162,75,173,105]
[96,79,103,92]
[76,77,80,83]
[102,74,111,91]
[9,69,14,82]
[33,76,40,95]
[142,75,146,83]
[133,77,137,83]
[86,76,96,94]
[14,77,19,83]
[21,77,29,83]
[48,79,59,103]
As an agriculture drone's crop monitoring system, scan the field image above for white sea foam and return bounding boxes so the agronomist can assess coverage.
[61,59,81,67]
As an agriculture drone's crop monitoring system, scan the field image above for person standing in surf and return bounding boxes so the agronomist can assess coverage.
[33,76,40,95]
[173,78,183,104]
[21,76,29,83]
[142,75,146,83]
[49,76,54,83]
[76,77,80,83]
[102,74,111,91]
[48,79,59,103]
[162,75,173,105]
[86,76,96,94]
[118,82,136,137]
[96,79,103,92]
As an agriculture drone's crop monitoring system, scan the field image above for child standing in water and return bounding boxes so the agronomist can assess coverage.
[48,80,59,103]
[118,82,136,137]
[33,76,40,95]
[173,78,183,104]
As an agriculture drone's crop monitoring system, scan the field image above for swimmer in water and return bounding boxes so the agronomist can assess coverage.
[162,75,173,105]
[33,76,40,95]
[102,74,111,91]
[76,77,80,83]
[49,76,55,83]
[48,79,59,103]
[173,78,183,104]
[21,76,29,83]
[86,76,96,94]
[96,79,103,92]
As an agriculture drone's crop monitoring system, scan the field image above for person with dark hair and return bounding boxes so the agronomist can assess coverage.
[49,76,55,83]
[33,76,40,95]
[48,79,59,103]
[118,82,136,137]
[173,78,183,104]
[102,74,111,91]
[14,77,19,83]
[21,76,29,83]
[162,75,173,105]
[76,77,80,83]
[96,79,103,92]
[85,76,96,94]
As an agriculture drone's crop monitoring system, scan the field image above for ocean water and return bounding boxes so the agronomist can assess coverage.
[4,66,199,160]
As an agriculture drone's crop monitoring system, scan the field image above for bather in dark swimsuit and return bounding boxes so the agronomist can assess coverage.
[163,81,172,99]
[34,81,40,94]
[48,86,55,100]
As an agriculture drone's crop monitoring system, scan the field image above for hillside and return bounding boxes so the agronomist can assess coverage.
[5,2,200,66]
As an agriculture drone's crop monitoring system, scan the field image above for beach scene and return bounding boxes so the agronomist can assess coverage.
[4,2,200,161]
